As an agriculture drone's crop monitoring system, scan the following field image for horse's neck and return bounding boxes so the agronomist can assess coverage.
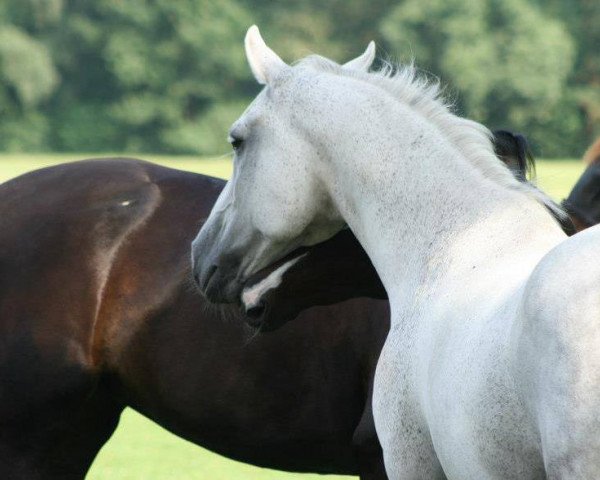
[329,137,565,317]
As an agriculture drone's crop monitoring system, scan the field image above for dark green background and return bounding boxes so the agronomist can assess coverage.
[0,0,597,157]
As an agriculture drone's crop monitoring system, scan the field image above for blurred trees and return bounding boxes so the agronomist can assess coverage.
[0,0,60,150]
[47,0,253,153]
[0,0,596,156]
[380,0,581,156]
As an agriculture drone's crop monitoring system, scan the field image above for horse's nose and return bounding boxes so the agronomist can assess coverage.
[192,257,218,292]
[200,264,218,291]
[191,240,213,289]
[193,257,242,303]
[191,232,244,303]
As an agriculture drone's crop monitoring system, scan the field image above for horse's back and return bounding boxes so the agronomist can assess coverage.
[517,225,600,381]
[516,225,600,476]
[521,224,600,325]
[518,224,600,373]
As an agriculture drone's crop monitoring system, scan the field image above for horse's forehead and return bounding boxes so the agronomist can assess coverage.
[263,68,327,102]
[234,68,334,131]
[232,92,288,136]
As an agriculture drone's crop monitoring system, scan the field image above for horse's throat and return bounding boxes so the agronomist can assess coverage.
[345,183,564,313]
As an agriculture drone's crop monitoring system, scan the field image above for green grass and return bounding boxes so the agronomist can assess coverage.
[532,159,585,200]
[88,409,351,480]
[0,154,586,479]
[0,153,233,183]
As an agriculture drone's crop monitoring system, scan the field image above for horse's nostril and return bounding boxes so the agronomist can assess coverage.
[202,264,219,291]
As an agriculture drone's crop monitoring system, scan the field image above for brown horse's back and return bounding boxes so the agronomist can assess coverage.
[0,159,160,377]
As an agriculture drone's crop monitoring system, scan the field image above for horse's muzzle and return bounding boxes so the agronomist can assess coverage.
[191,238,244,304]
[193,260,243,304]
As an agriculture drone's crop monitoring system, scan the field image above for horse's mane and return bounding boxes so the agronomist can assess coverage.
[490,130,575,235]
[296,55,567,226]
[583,137,600,165]
[492,130,536,181]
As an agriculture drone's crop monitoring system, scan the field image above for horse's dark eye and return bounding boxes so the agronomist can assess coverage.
[230,136,244,151]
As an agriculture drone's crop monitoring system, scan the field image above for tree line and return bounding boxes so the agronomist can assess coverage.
[0,0,597,157]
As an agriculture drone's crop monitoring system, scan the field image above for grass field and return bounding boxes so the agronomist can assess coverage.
[0,154,586,479]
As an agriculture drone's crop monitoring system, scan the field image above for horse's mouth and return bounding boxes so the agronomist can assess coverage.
[240,247,309,327]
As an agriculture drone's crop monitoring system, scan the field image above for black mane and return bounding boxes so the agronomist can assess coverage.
[492,129,535,181]
[491,129,575,236]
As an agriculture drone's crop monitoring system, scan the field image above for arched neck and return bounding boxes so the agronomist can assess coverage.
[325,135,565,311]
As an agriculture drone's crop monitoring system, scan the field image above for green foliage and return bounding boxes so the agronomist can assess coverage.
[0,111,49,151]
[56,0,254,153]
[54,103,123,152]
[0,25,58,108]
[380,0,581,156]
[0,0,596,156]
[160,101,247,155]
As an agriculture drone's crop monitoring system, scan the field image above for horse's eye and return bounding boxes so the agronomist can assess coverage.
[230,136,244,151]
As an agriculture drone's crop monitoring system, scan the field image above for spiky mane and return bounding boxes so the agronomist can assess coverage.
[296,55,566,224]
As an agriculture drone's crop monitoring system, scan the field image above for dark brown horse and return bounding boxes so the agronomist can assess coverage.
[0,159,388,479]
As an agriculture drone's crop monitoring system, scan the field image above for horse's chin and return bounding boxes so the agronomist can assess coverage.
[240,246,310,332]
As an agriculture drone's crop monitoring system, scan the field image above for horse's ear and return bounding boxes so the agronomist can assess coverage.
[245,25,288,85]
[342,41,376,72]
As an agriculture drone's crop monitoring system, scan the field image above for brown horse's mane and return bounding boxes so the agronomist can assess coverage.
[583,137,600,165]
[492,129,536,181]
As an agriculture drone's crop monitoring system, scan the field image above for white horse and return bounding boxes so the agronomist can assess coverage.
[192,26,600,479]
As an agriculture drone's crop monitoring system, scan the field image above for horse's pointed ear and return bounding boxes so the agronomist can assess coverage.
[245,25,287,85]
[343,41,376,72]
